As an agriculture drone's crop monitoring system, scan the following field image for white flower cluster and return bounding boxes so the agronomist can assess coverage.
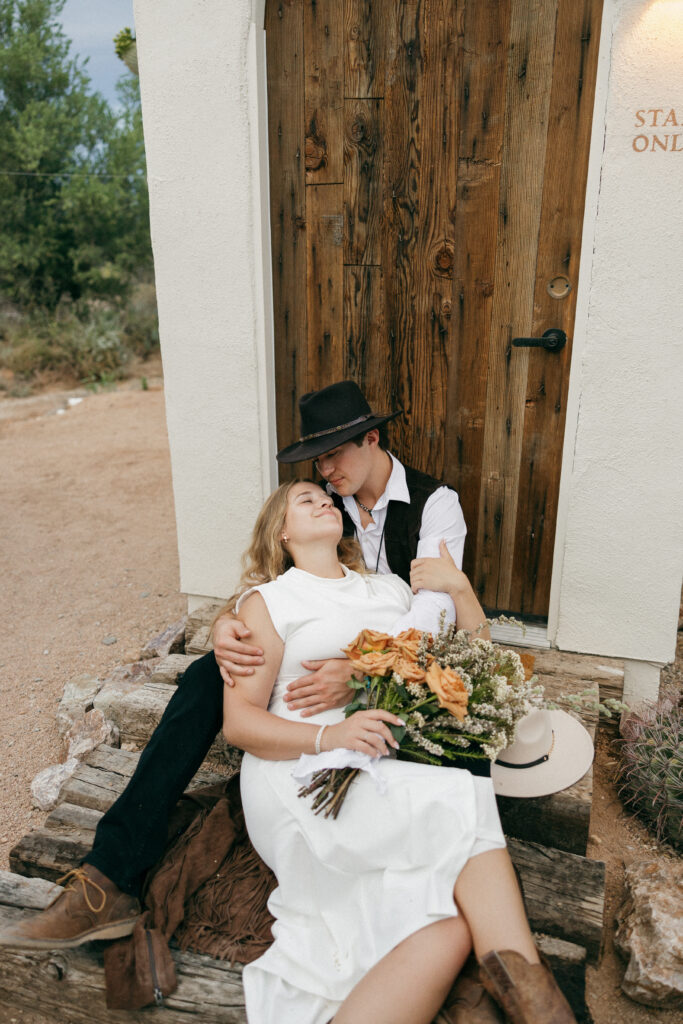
[405,724,444,757]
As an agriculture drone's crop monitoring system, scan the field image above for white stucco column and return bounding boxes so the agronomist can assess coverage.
[549,0,683,693]
[134,0,276,606]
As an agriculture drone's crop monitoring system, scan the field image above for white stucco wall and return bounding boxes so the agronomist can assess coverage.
[550,0,683,689]
[135,0,682,695]
[134,0,276,606]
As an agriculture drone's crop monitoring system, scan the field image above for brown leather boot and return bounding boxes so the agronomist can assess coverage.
[0,864,141,950]
[438,971,505,1023]
[479,950,576,1024]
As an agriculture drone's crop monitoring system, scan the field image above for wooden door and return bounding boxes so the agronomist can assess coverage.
[265,0,603,620]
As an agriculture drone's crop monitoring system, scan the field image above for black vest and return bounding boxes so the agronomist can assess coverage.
[333,464,450,584]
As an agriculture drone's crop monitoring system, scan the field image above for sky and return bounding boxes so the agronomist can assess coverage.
[57,0,136,107]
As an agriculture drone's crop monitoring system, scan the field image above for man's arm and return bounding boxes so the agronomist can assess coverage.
[391,486,466,632]
[213,612,265,685]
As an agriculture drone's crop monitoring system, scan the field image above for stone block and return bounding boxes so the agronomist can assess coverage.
[65,709,119,761]
[148,653,200,685]
[140,616,187,660]
[55,674,102,738]
[186,624,213,655]
[30,760,80,812]
[615,859,683,1007]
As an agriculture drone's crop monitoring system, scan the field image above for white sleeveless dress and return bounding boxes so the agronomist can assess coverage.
[237,566,505,1024]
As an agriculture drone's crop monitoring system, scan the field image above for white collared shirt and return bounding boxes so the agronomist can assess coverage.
[327,454,467,632]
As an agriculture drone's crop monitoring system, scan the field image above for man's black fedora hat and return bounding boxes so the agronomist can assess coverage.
[276,381,402,464]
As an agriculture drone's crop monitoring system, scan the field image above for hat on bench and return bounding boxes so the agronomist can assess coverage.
[491,708,594,798]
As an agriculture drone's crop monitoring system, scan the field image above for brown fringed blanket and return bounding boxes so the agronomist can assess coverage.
[103,776,276,1010]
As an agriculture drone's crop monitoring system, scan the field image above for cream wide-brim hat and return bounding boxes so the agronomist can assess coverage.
[491,708,594,799]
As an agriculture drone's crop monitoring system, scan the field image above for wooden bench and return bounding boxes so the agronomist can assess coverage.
[3,743,603,1021]
[0,608,612,1022]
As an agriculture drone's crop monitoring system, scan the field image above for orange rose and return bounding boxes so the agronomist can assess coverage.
[391,628,425,662]
[426,663,468,721]
[519,652,535,682]
[347,649,398,677]
[392,655,427,683]
[343,629,394,661]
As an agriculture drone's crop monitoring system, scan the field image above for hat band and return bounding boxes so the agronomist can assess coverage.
[496,730,555,770]
[300,413,373,443]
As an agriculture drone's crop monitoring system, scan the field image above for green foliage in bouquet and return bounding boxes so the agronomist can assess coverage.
[298,618,545,818]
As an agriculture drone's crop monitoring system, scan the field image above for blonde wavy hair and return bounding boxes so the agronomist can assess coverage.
[220,479,367,616]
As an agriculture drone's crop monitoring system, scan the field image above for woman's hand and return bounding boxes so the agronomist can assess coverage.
[410,539,472,597]
[324,709,404,758]
[214,614,265,686]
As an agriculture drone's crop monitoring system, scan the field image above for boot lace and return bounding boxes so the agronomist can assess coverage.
[51,867,107,913]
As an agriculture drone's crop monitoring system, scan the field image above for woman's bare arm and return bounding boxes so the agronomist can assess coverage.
[224,593,403,761]
[223,593,403,760]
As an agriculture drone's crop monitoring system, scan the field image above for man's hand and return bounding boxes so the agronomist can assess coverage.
[283,658,355,717]
[213,614,264,686]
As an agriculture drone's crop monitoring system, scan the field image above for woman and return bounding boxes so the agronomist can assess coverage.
[222,480,575,1024]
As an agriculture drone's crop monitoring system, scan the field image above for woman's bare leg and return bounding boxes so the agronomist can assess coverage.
[453,848,539,963]
[333,915,471,1024]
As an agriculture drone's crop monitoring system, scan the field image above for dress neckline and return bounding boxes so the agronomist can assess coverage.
[286,564,355,585]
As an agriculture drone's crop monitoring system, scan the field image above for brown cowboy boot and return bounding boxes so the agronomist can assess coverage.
[479,950,576,1024]
[437,972,505,1023]
[0,864,141,950]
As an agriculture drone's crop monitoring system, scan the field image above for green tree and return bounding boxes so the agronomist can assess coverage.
[0,0,151,308]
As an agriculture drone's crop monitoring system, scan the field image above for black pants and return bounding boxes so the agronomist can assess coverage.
[86,652,223,896]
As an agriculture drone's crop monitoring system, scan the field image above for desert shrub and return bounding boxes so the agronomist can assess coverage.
[0,283,159,385]
[617,693,683,851]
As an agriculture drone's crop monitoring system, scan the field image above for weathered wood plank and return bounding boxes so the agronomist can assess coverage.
[148,653,200,684]
[265,0,306,478]
[59,746,226,813]
[344,99,383,265]
[185,625,213,656]
[443,0,509,582]
[304,0,344,184]
[9,812,603,962]
[508,838,604,963]
[306,183,345,386]
[185,602,223,649]
[383,0,460,477]
[509,0,604,616]
[474,0,558,610]
[344,0,386,98]
[0,872,589,1022]
[343,266,386,410]
[0,879,247,1023]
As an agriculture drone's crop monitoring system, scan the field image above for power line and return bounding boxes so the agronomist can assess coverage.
[0,170,144,179]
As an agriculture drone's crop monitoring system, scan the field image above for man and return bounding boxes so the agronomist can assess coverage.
[0,380,467,949]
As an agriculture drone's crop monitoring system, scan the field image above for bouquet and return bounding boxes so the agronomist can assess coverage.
[297,618,544,819]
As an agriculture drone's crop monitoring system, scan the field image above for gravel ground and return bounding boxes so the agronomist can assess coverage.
[0,369,185,869]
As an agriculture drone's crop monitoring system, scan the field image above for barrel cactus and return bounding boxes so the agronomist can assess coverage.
[618,695,683,851]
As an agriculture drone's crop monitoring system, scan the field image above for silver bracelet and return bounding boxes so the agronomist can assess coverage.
[315,724,327,755]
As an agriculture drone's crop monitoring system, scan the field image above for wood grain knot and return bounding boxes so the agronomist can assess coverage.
[305,133,327,171]
[440,299,452,318]
[350,117,367,142]
[349,24,360,40]
[434,244,454,278]
[46,957,66,980]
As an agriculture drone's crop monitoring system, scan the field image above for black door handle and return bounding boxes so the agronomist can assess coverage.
[512,329,567,352]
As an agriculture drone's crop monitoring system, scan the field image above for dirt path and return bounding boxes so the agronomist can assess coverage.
[0,374,185,868]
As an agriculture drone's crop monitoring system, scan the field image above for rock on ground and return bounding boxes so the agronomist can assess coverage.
[615,859,683,1008]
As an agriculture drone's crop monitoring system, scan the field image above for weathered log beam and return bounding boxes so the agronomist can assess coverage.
[9,804,604,963]
[0,892,247,1023]
[0,872,589,1024]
